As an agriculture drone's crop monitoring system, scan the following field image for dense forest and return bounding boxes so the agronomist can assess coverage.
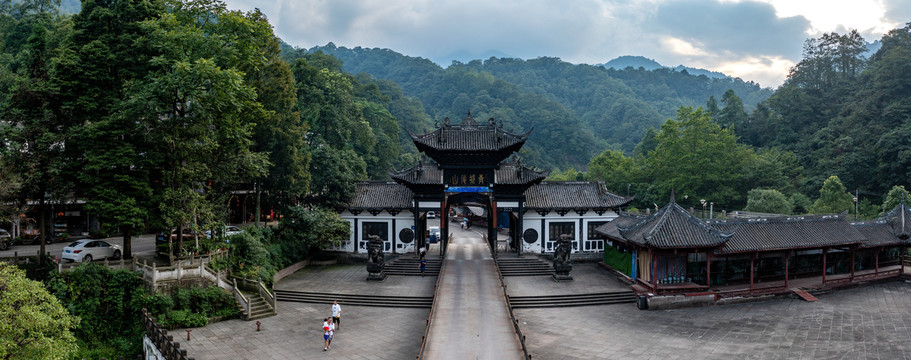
[298,26,911,217]
[301,44,773,165]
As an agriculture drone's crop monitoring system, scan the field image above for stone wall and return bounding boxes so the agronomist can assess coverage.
[646,293,716,310]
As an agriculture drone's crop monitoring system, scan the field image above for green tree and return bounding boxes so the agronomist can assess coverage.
[881,185,911,214]
[809,175,854,214]
[644,106,753,208]
[789,193,813,214]
[705,95,719,119]
[131,0,271,257]
[61,0,164,258]
[1,17,73,262]
[245,29,310,223]
[744,188,792,214]
[0,263,78,360]
[546,167,585,181]
[717,89,747,128]
[586,149,638,195]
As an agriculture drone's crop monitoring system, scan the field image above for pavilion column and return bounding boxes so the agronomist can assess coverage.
[850,246,855,281]
[413,199,421,256]
[517,201,525,257]
[875,247,880,275]
[749,252,755,294]
[706,252,712,287]
[901,246,905,276]
[650,248,658,291]
[785,251,790,289]
[822,248,828,284]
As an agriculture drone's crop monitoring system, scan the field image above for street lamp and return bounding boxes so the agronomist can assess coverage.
[700,199,706,218]
[853,195,858,221]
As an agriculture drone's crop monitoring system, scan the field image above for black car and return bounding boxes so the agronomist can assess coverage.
[0,229,11,250]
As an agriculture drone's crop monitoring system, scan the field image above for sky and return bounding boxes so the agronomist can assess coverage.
[221,0,910,88]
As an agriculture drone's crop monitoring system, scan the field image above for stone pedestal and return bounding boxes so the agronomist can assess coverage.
[366,235,387,281]
[552,234,574,281]
[366,263,387,281]
[552,263,573,281]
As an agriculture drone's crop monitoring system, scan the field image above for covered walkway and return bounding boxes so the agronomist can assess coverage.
[422,226,524,360]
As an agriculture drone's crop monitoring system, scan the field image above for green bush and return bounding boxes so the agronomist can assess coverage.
[164,310,209,328]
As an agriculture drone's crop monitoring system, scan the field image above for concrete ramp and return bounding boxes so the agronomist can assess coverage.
[422,228,524,360]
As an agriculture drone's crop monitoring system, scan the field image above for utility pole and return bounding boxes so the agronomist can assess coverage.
[854,189,859,221]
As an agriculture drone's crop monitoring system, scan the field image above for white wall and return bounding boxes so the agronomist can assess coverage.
[339,210,415,253]
[520,210,619,254]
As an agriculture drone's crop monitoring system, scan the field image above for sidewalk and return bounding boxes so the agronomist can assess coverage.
[176,261,435,359]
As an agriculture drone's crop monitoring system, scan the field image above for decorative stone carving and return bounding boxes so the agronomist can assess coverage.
[552,234,573,281]
[366,235,386,281]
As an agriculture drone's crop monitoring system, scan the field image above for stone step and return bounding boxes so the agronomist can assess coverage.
[275,290,433,308]
[508,292,636,308]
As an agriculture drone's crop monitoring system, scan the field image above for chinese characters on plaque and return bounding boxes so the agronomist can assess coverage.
[444,169,494,187]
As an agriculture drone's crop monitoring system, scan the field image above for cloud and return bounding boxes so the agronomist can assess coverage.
[882,0,911,29]
[650,0,809,59]
[221,0,898,87]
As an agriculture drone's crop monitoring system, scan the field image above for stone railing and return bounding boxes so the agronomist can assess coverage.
[141,308,194,360]
[133,256,232,294]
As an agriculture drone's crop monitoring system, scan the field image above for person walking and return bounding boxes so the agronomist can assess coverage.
[322,318,332,351]
[331,300,342,331]
[420,255,427,277]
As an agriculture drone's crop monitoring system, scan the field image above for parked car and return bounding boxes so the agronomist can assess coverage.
[61,239,122,263]
[205,225,244,239]
[0,229,11,250]
[170,228,198,241]
[428,226,441,243]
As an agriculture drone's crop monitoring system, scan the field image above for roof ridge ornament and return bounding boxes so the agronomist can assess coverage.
[463,111,476,125]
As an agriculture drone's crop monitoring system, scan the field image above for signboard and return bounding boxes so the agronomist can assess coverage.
[446,186,491,193]
[444,169,494,187]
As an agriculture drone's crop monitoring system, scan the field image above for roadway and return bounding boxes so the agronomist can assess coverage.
[421,225,524,359]
[0,233,157,260]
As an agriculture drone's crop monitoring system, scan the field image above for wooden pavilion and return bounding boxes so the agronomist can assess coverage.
[596,197,911,305]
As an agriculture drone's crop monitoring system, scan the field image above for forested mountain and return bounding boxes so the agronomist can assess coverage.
[303,44,771,159]
[601,55,729,79]
[743,28,911,198]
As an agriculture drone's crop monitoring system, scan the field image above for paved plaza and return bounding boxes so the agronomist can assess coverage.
[516,280,911,359]
[175,241,911,360]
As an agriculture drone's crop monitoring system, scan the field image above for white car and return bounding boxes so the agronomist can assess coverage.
[61,239,122,263]
[206,225,244,239]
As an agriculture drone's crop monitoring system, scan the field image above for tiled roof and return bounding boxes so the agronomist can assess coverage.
[708,215,865,254]
[346,182,413,210]
[389,161,443,185]
[494,162,548,185]
[595,213,645,240]
[595,202,730,249]
[851,221,905,248]
[524,181,632,210]
[410,112,528,152]
[878,200,911,239]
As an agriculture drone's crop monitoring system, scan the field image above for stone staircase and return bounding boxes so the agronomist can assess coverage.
[275,290,433,308]
[384,256,442,276]
[238,291,276,320]
[507,291,636,308]
[496,257,554,276]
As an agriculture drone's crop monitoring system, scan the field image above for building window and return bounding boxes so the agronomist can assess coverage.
[360,222,388,250]
[585,221,606,251]
[547,222,575,252]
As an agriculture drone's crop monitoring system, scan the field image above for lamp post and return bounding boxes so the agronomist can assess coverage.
[710,202,714,219]
[700,199,706,218]
[853,191,859,221]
